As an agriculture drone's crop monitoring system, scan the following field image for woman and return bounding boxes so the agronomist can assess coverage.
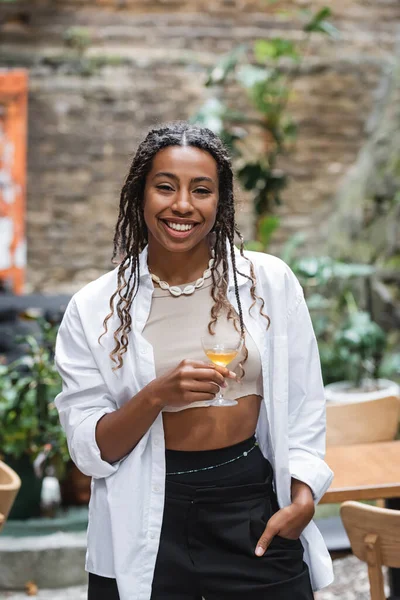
[55,122,334,600]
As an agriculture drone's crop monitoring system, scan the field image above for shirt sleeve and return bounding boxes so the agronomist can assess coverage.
[54,297,121,479]
[286,288,334,505]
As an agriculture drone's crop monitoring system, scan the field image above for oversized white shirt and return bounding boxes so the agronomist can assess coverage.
[54,245,334,600]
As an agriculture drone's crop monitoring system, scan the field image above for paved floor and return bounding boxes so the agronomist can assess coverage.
[0,555,389,599]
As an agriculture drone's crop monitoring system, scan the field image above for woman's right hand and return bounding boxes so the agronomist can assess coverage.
[146,359,239,409]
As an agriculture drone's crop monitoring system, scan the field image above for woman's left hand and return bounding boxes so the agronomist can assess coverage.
[255,480,315,557]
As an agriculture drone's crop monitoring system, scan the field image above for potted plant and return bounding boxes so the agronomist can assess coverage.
[281,243,400,404]
[322,292,399,403]
[0,317,70,519]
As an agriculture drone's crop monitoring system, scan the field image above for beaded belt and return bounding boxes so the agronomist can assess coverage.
[166,442,259,476]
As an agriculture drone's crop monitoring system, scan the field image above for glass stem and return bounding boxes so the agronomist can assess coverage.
[215,385,225,401]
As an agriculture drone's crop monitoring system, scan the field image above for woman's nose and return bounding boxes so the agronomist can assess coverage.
[171,190,193,213]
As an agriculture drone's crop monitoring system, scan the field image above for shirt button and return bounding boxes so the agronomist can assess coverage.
[140,348,147,354]
[149,532,156,540]
[154,439,161,447]
[152,485,161,493]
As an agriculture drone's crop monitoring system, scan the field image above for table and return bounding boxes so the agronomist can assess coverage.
[321,440,400,504]
[321,440,400,596]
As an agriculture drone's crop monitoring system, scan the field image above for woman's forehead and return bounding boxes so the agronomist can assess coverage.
[150,145,218,179]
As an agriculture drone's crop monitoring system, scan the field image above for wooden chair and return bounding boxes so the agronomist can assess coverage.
[326,395,400,447]
[0,460,21,533]
[341,501,400,600]
[317,396,400,555]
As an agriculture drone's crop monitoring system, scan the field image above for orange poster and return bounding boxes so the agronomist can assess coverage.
[0,70,28,295]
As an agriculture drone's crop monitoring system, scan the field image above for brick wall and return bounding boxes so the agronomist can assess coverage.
[1,0,399,292]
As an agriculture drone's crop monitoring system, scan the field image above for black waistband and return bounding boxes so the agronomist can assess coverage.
[165,434,257,473]
[165,475,273,503]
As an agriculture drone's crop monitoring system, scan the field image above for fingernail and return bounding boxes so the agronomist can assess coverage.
[255,546,264,557]
[228,371,236,378]
[221,381,228,388]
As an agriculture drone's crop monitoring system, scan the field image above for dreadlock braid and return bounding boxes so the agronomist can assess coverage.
[99,121,270,370]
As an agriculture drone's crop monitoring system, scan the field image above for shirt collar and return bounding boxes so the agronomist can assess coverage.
[137,239,250,290]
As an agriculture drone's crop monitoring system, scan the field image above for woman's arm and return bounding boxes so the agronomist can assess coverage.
[55,298,233,472]
[254,277,331,556]
[286,290,334,504]
[55,298,169,475]
[97,358,237,463]
[95,387,162,464]
[54,297,147,478]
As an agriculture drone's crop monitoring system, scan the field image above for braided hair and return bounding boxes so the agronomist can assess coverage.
[100,121,270,370]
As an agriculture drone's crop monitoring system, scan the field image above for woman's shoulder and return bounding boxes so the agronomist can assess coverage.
[242,249,291,274]
[68,266,120,316]
[242,249,299,286]
[241,249,304,313]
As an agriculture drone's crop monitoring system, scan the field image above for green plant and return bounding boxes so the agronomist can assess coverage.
[63,26,92,57]
[278,234,400,388]
[0,318,69,480]
[192,5,339,246]
[327,294,387,389]
[318,308,400,390]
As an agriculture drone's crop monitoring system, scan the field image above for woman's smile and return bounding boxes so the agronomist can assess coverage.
[158,218,201,239]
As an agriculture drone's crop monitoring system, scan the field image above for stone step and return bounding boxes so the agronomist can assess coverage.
[0,532,87,590]
[1,585,87,599]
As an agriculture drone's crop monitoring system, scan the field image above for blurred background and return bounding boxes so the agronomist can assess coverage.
[0,1,400,599]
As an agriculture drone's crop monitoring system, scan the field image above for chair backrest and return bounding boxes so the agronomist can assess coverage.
[341,501,400,600]
[0,460,21,533]
[326,395,400,447]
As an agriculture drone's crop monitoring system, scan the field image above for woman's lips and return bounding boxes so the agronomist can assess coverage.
[159,220,199,239]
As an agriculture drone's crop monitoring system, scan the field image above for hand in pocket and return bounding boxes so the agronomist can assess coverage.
[254,502,313,557]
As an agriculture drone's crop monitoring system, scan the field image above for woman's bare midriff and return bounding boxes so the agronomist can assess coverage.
[163,394,263,450]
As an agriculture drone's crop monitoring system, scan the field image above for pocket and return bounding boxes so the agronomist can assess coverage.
[273,533,302,548]
[249,496,303,551]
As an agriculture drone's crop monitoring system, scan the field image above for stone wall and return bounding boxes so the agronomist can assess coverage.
[1,0,399,292]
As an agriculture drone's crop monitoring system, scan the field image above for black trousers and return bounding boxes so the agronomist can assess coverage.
[88,436,314,600]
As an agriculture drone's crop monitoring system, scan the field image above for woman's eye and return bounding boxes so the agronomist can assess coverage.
[157,185,174,192]
[194,188,211,195]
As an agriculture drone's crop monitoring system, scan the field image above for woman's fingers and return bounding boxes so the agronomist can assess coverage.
[181,390,218,402]
[180,360,239,382]
[187,367,226,387]
[183,379,221,395]
[255,509,303,556]
[255,522,277,556]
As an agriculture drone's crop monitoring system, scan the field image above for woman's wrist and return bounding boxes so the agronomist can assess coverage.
[290,478,315,512]
[141,382,166,410]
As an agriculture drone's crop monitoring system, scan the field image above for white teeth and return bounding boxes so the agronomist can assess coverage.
[166,221,194,232]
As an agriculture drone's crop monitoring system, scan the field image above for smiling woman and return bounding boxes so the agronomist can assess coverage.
[54,121,333,600]
[143,146,219,283]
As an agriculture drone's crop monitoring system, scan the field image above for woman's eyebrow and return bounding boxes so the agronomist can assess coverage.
[152,172,215,184]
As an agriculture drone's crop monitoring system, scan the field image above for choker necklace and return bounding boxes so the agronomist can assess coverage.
[150,255,215,297]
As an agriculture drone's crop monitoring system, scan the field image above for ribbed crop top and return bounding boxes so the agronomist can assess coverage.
[142,278,263,412]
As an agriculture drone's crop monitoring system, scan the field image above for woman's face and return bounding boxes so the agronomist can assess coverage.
[143,145,219,254]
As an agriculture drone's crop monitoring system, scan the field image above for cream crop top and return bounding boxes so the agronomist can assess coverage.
[142,278,263,412]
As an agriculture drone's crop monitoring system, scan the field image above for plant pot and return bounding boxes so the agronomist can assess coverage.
[4,454,43,520]
[324,378,400,404]
[60,461,91,507]
[0,460,21,529]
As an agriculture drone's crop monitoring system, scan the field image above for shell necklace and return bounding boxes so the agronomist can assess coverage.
[150,255,215,297]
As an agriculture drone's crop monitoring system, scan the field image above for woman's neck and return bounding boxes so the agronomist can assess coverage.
[147,242,212,286]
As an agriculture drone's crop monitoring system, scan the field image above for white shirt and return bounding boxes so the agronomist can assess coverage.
[54,244,334,600]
